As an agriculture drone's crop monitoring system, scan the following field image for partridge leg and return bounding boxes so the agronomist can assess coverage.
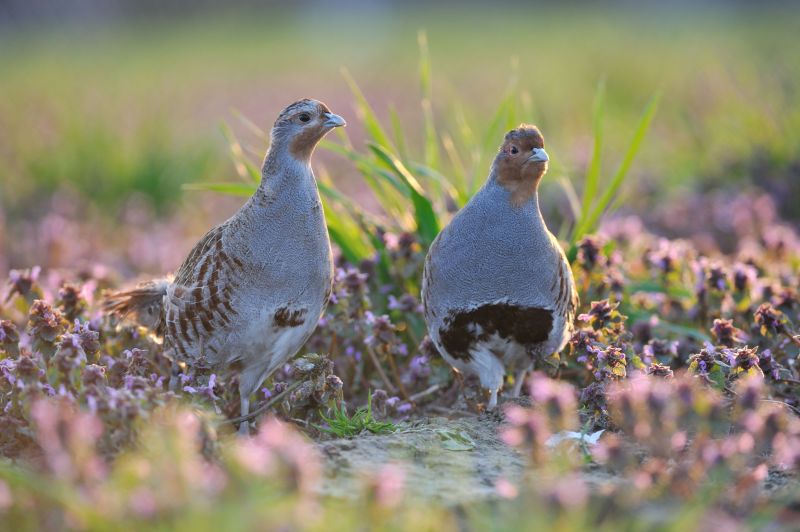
[487,388,499,410]
[168,360,180,392]
[512,368,528,397]
[238,384,251,436]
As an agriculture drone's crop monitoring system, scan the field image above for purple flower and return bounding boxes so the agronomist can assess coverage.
[578,299,623,332]
[341,267,368,292]
[647,239,681,274]
[577,235,604,270]
[732,263,757,292]
[730,346,763,378]
[408,356,430,381]
[758,349,781,380]
[641,339,678,364]
[646,362,674,379]
[754,303,785,336]
[710,318,744,348]
[28,300,66,343]
[388,294,421,313]
[6,266,40,301]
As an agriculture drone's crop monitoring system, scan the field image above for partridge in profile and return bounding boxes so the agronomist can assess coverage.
[421,125,578,409]
[105,99,345,433]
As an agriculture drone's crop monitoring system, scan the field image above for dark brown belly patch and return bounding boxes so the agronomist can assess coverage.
[439,303,553,361]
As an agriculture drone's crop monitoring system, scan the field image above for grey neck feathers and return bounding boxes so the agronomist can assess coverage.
[252,141,312,205]
[484,168,546,228]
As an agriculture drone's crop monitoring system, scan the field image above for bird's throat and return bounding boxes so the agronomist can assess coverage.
[495,168,543,208]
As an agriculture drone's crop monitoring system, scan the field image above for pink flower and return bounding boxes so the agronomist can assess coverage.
[374,463,405,507]
[495,478,518,499]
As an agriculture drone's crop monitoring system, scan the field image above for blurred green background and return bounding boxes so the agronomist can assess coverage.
[1,1,799,275]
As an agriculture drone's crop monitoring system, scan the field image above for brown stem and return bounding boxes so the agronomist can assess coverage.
[409,384,441,403]
[387,352,410,399]
[782,330,800,348]
[328,331,339,358]
[760,399,800,417]
[225,380,303,425]
[366,345,397,393]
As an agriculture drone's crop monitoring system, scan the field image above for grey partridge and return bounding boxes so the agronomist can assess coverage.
[105,99,345,433]
[421,125,578,409]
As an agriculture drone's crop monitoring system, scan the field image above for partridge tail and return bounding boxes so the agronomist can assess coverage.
[103,279,170,330]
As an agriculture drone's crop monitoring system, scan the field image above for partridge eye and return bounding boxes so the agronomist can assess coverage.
[298,113,311,123]
[510,146,519,155]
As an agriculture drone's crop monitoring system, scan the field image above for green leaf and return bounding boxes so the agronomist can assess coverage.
[581,79,606,221]
[436,429,476,451]
[389,104,409,161]
[409,163,461,208]
[709,365,727,390]
[568,89,661,261]
[368,143,440,244]
[574,90,661,241]
[341,68,394,150]
[588,90,661,225]
[321,138,409,223]
[220,123,262,183]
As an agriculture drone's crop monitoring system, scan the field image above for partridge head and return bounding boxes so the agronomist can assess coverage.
[270,98,347,160]
[495,125,550,205]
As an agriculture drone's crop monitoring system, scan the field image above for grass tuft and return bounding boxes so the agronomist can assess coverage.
[316,391,397,438]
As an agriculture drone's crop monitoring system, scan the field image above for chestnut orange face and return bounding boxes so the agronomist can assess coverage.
[496,125,548,181]
[494,125,549,206]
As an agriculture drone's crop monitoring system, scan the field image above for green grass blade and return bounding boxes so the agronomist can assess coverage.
[418,30,440,170]
[327,222,367,266]
[567,90,660,261]
[409,162,461,208]
[318,178,391,278]
[231,109,268,142]
[389,104,409,161]
[440,133,468,200]
[580,79,606,220]
[220,123,261,183]
[582,90,661,234]
[472,90,516,194]
[368,143,440,244]
[557,176,583,229]
[321,138,409,222]
[341,68,394,151]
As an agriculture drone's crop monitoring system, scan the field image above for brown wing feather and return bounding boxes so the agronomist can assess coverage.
[164,225,241,366]
[555,251,579,330]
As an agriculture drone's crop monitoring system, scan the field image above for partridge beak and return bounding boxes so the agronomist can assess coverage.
[530,147,549,163]
[323,112,346,128]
